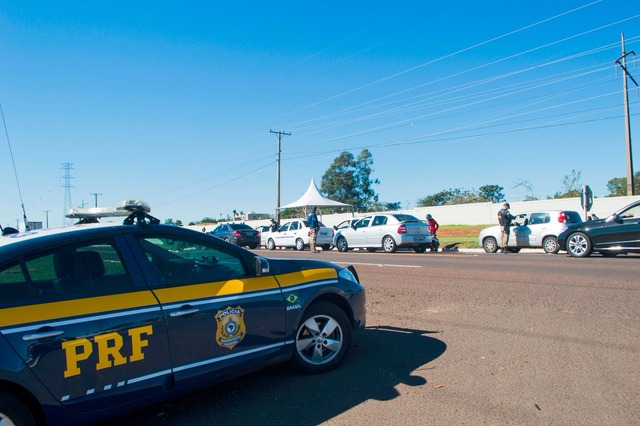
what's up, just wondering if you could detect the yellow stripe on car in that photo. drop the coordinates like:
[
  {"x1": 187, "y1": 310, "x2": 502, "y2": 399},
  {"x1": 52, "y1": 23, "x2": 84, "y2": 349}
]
[{"x1": 0, "y1": 291, "x2": 159, "y2": 328}]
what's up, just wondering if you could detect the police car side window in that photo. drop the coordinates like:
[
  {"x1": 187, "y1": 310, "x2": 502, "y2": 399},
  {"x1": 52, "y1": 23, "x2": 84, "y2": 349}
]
[
  {"x1": 139, "y1": 236, "x2": 246, "y2": 287},
  {"x1": 0, "y1": 240, "x2": 134, "y2": 305}
]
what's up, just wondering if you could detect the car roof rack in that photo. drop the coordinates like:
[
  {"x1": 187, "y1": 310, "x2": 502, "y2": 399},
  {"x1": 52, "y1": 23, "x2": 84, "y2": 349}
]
[{"x1": 66, "y1": 199, "x2": 161, "y2": 225}]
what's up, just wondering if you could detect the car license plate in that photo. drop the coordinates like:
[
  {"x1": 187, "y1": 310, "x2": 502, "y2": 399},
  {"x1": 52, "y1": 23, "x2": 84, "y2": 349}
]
[{"x1": 414, "y1": 236, "x2": 425, "y2": 242}]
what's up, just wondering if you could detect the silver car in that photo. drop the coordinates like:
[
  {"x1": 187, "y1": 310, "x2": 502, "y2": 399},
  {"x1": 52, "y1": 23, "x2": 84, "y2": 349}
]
[
  {"x1": 478, "y1": 210, "x2": 583, "y2": 254},
  {"x1": 334, "y1": 213, "x2": 432, "y2": 253}
]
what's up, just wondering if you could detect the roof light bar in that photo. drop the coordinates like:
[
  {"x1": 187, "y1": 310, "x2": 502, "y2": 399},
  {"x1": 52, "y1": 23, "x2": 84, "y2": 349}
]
[{"x1": 66, "y1": 200, "x2": 151, "y2": 219}]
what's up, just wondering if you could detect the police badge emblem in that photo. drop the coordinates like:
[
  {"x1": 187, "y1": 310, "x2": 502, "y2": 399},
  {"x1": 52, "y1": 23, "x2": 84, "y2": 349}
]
[{"x1": 215, "y1": 306, "x2": 246, "y2": 349}]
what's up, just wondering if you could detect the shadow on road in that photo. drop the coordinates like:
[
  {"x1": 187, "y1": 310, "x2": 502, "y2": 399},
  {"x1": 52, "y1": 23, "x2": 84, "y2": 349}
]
[{"x1": 111, "y1": 326, "x2": 446, "y2": 426}]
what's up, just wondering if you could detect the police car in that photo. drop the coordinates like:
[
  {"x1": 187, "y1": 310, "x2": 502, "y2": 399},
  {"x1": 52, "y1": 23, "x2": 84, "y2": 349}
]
[{"x1": 0, "y1": 200, "x2": 366, "y2": 425}]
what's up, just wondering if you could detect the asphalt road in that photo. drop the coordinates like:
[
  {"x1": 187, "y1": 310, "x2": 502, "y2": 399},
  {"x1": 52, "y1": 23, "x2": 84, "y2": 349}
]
[{"x1": 111, "y1": 249, "x2": 640, "y2": 425}]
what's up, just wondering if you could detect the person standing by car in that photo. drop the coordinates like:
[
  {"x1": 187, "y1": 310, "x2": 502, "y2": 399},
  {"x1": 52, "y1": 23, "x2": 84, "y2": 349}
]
[
  {"x1": 426, "y1": 214, "x2": 440, "y2": 251},
  {"x1": 307, "y1": 206, "x2": 320, "y2": 253},
  {"x1": 497, "y1": 202, "x2": 515, "y2": 253}
]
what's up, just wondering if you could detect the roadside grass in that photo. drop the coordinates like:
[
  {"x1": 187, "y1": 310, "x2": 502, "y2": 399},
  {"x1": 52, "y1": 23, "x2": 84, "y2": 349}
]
[{"x1": 437, "y1": 225, "x2": 491, "y2": 249}]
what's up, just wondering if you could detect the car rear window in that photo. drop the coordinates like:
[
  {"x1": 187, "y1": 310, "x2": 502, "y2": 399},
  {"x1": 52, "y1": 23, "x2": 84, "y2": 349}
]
[
  {"x1": 564, "y1": 211, "x2": 583, "y2": 223},
  {"x1": 230, "y1": 224, "x2": 253, "y2": 230},
  {"x1": 393, "y1": 214, "x2": 420, "y2": 223}
]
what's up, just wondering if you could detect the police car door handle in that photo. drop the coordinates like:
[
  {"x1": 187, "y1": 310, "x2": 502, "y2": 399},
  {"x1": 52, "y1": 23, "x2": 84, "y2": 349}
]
[
  {"x1": 22, "y1": 330, "x2": 65, "y2": 341},
  {"x1": 170, "y1": 307, "x2": 200, "y2": 317}
]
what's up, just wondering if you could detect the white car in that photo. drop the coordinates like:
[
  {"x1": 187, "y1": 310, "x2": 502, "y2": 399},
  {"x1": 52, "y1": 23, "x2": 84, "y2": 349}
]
[
  {"x1": 478, "y1": 210, "x2": 583, "y2": 254},
  {"x1": 334, "y1": 213, "x2": 432, "y2": 253},
  {"x1": 265, "y1": 219, "x2": 334, "y2": 251},
  {"x1": 255, "y1": 224, "x2": 272, "y2": 248}
]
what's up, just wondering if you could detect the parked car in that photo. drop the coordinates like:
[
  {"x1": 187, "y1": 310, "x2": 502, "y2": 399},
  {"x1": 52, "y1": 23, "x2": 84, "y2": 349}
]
[
  {"x1": 558, "y1": 199, "x2": 640, "y2": 257},
  {"x1": 331, "y1": 217, "x2": 364, "y2": 249},
  {"x1": 265, "y1": 219, "x2": 333, "y2": 251},
  {"x1": 0, "y1": 200, "x2": 366, "y2": 425},
  {"x1": 255, "y1": 224, "x2": 272, "y2": 248},
  {"x1": 479, "y1": 210, "x2": 582, "y2": 254},
  {"x1": 334, "y1": 213, "x2": 432, "y2": 253},
  {"x1": 209, "y1": 223, "x2": 261, "y2": 249}
]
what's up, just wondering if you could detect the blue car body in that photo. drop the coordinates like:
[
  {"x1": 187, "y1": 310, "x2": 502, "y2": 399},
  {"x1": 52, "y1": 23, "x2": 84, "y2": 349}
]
[{"x1": 0, "y1": 215, "x2": 365, "y2": 425}]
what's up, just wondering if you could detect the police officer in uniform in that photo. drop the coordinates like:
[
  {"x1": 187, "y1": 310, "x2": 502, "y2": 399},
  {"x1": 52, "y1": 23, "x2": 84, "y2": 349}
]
[
  {"x1": 307, "y1": 206, "x2": 320, "y2": 253},
  {"x1": 497, "y1": 202, "x2": 515, "y2": 253}
]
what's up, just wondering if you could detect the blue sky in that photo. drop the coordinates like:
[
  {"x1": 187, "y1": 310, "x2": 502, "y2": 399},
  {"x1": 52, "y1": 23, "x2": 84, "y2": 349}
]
[{"x1": 1, "y1": 0, "x2": 639, "y2": 227}]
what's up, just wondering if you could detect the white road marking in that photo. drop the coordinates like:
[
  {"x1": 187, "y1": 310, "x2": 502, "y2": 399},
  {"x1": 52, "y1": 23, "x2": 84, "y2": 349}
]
[{"x1": 336, "y1": 261, "x2": 422, "y2": 268}]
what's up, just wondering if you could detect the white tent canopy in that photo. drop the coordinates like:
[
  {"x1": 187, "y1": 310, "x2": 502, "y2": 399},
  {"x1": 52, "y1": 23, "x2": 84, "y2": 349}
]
[{"x1": 278, "y1": 178, "x2": 353, "y2": 214}]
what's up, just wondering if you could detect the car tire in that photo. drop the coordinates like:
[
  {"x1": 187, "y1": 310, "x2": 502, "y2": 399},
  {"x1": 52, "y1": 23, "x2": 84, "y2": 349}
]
[
  {"x1": 542, "y1": 236, "x2": 560, "y2": 254},
  {"x1": 292, "y1": 302, "x2": 352, "y2": 374},
  {"x1": 336, "y1": 236, "x2": 349, "y2": 252},
  {"x1": 483, "y1": 237, "x2": 499, "y2": 253},
  {"x1": 267, "y1": 238, "x2": 276, "y2": 250},
  {"x1": 413, "y1": 245, "x2": 427, "y2": 253},
  {"x1": 567, "y1": 232, "x2": 592, "y2": 257},
  {"x1": 508, "y1": 248, "x2": 521, "y2": 253},
  {"x1": 382, "y1": 235, "x2": 397, "y2": 253},
  {"x1": 321, "y1": 244, "x2": 331, "y2": 251},
  {"x1": 295, "y1": 238, "x2": 305, "y2": 251},
  {"x1": 248, "y1": 244, "x2": 258, "y2": 250},
  {"x1": 0, "y1": 391, "x2": 37, "y2": 426},
  {"x1": 366, "y1": 248, "x2": 377, "y2": 253}
]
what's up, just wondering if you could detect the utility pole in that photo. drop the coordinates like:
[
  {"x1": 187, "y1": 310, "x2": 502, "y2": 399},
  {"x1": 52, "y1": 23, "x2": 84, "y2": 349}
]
[
  {"x1": 44, "y1": 210, "x2": 50, "y2": 228},
  {"x1": 616, "y1": 33, "x2": 637, "y2": 196},
  {"x1": 90, "y1": 192, "x2": 102, "y2": 207},
  {"x1": 270, "y1": 129, "x2": 291, "y2": 222}
]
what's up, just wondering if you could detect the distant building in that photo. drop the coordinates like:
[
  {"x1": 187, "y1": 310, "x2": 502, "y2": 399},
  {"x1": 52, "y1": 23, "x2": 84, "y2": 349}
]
[
  {"x1": 27, "y1": 221, "x2": 43, "y2": 230},
  {"x1": 247, "y1": 212, "x2": 271, "y2": 220}
]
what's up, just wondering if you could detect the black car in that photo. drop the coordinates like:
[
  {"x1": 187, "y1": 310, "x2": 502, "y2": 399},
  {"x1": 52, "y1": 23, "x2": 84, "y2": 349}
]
[
  {"x1": 209, "y1": 223, "x2": 261, "y2": 249},
  {"x1": 558, "y1": 199, "x2": 640, "y2": 257},
  {"x1": 0, "y1": 200, "x2": 366, "y2": 425}
]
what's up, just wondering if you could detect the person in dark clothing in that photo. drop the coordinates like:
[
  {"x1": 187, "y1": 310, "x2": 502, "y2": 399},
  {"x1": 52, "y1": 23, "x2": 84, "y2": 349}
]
[
  {"x1": 497, "y1": 202, "x2": 515, "y2": 253},
  {"x1": 307, "y1": 206, "x2": 320, "y2": 253}
]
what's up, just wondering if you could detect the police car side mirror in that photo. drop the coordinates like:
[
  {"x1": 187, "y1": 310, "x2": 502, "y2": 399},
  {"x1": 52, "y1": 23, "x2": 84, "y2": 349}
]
[{"x1": 254, "y1": 256, "x2": 270, "y2": 276}]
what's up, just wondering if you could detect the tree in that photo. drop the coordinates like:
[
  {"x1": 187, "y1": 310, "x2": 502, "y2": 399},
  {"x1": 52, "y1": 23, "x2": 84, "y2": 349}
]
[
  {"x1": 418, "y1": 187, "x2": 493, "y2": 207},
  {"x1": 354, "y1": 149, "x2": 380, "y2": 211},
  {"x1": 606, "y1": 171, "x2": 640, "y2": 197},
  {"x1": 552, "y1": 169, "x2": 582, "y2": 199},
  {"x1": 370, "y1": 201, "x2": 402, "y2": 211},
  {"x1": 478, "y1": 185, "x2": 505, "y2": 203},
  {"x1": 514, "y1": 180, "x2": 538, "y2": 201},
  {"x1": 320, "y1": 149, "x2": 380, "y2": 212}
]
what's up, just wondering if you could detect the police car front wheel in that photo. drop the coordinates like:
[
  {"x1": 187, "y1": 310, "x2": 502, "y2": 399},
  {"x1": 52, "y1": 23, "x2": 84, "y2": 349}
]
[
  {"x1": 292, "y1": 302, "x2": 352, "y2": 374},
  {"x1": 0, "y1": 391, "x2": 37, "y2": 426}
]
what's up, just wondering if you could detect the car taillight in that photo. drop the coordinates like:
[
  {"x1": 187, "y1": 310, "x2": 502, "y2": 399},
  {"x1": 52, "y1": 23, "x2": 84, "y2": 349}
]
[
  {"x1": 558, "y1": 212, "x2": 567, "y2": 223},
  {"x1": 397, "y1": 224, "x2": 407, "y2": 234},
  {"x1": 233, "y1": 231, "x2": 242, "y2": 237}
]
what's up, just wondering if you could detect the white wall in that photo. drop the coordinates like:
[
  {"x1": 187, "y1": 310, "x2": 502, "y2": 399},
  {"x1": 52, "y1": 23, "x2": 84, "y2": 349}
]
[{"x1": 189, "y1": 195, "x2": 640, "y2": 232}]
